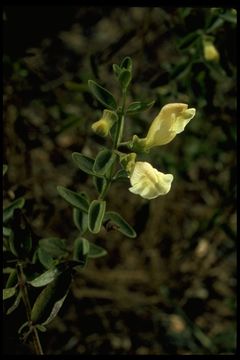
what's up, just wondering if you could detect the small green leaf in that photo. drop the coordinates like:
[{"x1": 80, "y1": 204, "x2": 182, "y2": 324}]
[
  {"x1": 72, "y1": 152, "x2": 95, "y2": 175},
  {"x1": 73, "y1": 208, "x2": 88, "y2": 234},
  {"x1": 113, "y1": 169, "x2": 129, "y2": 182},
  {"x1": 88, "y1": 243, "x2": 107, "y2": 258},
  {"x1": 3, "y1": 287, "x2": 16, "y2": 300},
  {"x1": 93, "y1": 176, "x2": 108, "y2": 195},
  {"x1": 93, "y1": 149, "x2": 117, "y2": 176},
  {"x1": 112, "y1": 64, "x2": 122, "y2": 77},
  {"x1": 3, "y1": 197, "x2": 25, "y2": 223},
  {"x1": 57, "y1": 186, "x2": 89, "y2": 212},
  {"x1": 177, "y1": 31, "x2": 200, "y2": 50},
  {"x1": 88, "y1": 200, "x2": 106, "y2": 234},
  {"x1": 8, "y1": 210, "x2": 32, "y2": 257},
  {"x1": 39, "y1": 237, "x2": 67, "y2": 258},
  {"x1": 73, "y1": 237, "x2": 90, "y2": 266},
  {"x1": 119, "y1": 69, "x2": 132, "y2": 91},
  {"x1": 37, "y1": 248, "x2": 55, "y2": 269},
  {"x1": 3, "y1": 164, "x2": 8, "y2": 176},
  {"x1": 126, "y1": 100, "x2": 155, "y2": 114},
  {"x1": 120, "y1": 56, "x2": 133, "y2": 72},
  {"x1": 171, "y1": 62, "x2": 192, "y2": 79},
  {"x1": 6, "y1": 291, "x2": 21, "y2": 315},
  {"x1": 31, "y1": 270, "x2": 72, "y2": 326},
  {"x1": 104, "y1": 211, "x2": 136, "y2": 238},
  {"x1": 28, "y1": 267, "x2": 63, "y2": 287},
  {"x1": 3, "y1": 227, "x2": 11, "y2": 237},
  {"x1": 6, "y1": 269, "x2": 18, "y2": 288},
  {"x1": 88, "y1": 80, "x2": 117, "y2": 110},
  {"x1": 36, "y1": 324, "x2": 47, "y2": 332}
]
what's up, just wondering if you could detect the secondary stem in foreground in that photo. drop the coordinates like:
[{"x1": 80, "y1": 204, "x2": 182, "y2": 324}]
[{"x1": 17, "y1": 263, "x2": 44, "y2": 355}]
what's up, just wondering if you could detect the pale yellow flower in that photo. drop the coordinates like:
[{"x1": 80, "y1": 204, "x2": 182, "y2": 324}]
[
  {"x1": 131, "y1": 103, "x2": 196, "y2": 151},
  {"x1": 129, "y1": 161, "x2": 173, "y2": 199}
]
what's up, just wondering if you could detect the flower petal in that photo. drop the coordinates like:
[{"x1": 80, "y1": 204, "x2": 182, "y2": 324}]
[{"x1": 129, "y1": 162, "x2": 173, "y2": 200}]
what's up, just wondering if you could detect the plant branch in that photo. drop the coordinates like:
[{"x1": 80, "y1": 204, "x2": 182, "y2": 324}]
[{"x1": 17, "y1": 263, "x2": 44, "y2": 355}]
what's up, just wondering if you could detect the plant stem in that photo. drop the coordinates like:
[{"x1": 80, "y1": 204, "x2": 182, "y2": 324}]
[
  {"x1": 17, "y1": 263, "x2": 44, "y2": 355},
  {"x1": 99, "y1": 90, "x2": 127, "y2": 201}
]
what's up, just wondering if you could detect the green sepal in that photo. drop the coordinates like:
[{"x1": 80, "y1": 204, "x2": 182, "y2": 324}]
[
  {"x1": 88, "y1": 80, "x2": 117, "y2": 110},
  {"x1": 104, "y1": 211, "x2": 136, "y2": 238},
  {"x1": 72, "y1": 152, "x2": 95, "y2": 176},
  {"x1": 88, "y1": 200, "x2": 106, "y2": 234},
  {"x1": 57, "y1": 186, "x2": 89, "y2": 212}
]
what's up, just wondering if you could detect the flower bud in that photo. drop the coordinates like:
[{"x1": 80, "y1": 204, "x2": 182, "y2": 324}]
[
  {"x1": 203, "y1": 40, "x2": 220, "y2": 62},
  {"x1": 91, "y1": 109, "x2": 118, "y2": 137}
]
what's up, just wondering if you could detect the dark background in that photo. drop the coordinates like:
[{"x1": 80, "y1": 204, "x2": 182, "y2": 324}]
[{"x1": 3, "y1": 6, "x2": 237, "y2": 355}]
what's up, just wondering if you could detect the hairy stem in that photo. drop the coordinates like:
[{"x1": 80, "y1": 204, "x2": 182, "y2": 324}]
[{"x1": 17, "y1": 263, "x2": 44, "y2": 355}]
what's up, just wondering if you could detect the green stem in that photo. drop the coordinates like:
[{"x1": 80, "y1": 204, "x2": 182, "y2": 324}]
[
  {"x1": 17, "y1": 263, "x2": 44, "y2": 355},
  {"x1": 99, "y1": 90, "x2": 127, "y2": 201}
]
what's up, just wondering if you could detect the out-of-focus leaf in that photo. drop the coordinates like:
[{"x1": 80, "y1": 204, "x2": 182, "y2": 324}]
[
  {"x1": 3, "y1": 198, "x2": 25, "y2": 223},
  {"x1": 3, "y1": 287, "x2": 16, "y2": 300}
]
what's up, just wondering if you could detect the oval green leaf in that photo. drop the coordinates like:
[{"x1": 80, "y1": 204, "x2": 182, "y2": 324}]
[
  {"x1": 93, "y1": 176, "x2": 108, "y2": 195},
  {"x1": 119, "y1": 69, "x2": 132, "y2": 90},
  {"x1": 37, "y1": 248, "x2": 55, "y2": 269},
  {"x1": 28, "y1": 267, "x2": 63, "y2": 287},
  {"x1": 93, "y1": 149, "x2": 117, "y2": 176},
  {"x1": 88, "y1": 80, "x2": 117, "y2": 110},
  {"x1": 31, "y1": 270, "x2": 72, "y2": 325},
  {"x1": 126, "y1": 100, "x2": 155, "y2": 114},
  {"x1": 72, "y1": 152, "x2": 95, "y2": 175},
  {"x1": 104, "y1": 211, "x2": 136, "y2": 238},
  {"x1": 39, "y1": 237, "x2": 67, "y2": 258},
  {"x1": 3, "y1": 287, "x2": 16, "y2": 300},
  {"x1": 88, "y1": 200, "x2": 106, "y2": 234},
  {"x1": 89, "y1": 243, "x2": 107, "y2": 258},
  {"x1": 57, "y1": 186, "x2": 89, "y2": 212},
  {"x1": 73, "y1": 208, "x2": 88, "y2": 234},
  {"x1": 120, "y1": 56, "x2": 133, "y2": 72},
  {"x1": 3, "y1": 197, "x2": 25, "y2": 223},
  {"x1": 73, "y1": 237, "x2": 90, "y2": 265}
]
